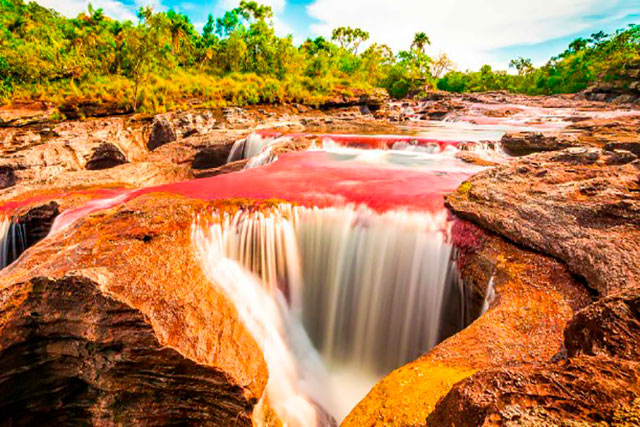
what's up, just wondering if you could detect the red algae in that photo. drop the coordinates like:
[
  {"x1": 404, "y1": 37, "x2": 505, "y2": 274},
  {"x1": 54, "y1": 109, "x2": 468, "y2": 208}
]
[
  {"x1": 0, "y1": 188, "x2": 127, "y2": 215},
  {"x1": 255, "y1": 129, "x2": 459, "y2": 150},
  {"x1": 52, "y1": 150, "x2": 479, "y2": 232}
]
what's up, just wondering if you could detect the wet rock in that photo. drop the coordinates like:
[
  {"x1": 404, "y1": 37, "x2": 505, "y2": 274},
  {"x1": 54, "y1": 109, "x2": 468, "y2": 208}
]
[
  {"x1": 565, "y1": 286, "x2": 640, "y2": 361},
  {"x1": 192, "y1": 144, "x2": 235, "y2": 170},
  {"x1": 15, "y1": 201, "x2": 59, "y2": 247},
  {"x1": 85, "y1": 143, "x2": 128, "y2": 170},
  {"x1": 148, "y1": 115, "x2": 177, "y2": 150},
  {"x1": 427, "y1": 356, "x2": 640, "y2": 426},
  {"x1": 0, "y1": 166, "x2": 16, "y2": 189},
  {"x1": 446, "y1": 148, "x2": 640, "y2": 295},
  {"x1": 501, "y1": 132, "x2": 581, "y2": 155}
]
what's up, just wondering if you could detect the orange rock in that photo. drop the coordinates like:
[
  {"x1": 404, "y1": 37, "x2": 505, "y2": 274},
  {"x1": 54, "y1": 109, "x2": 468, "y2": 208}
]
[
  {"x1": 0, "y1": 196, "x2": 269, "y2": 424},
  {"x1": 343, "y1": 230, "x2": 590, "y2": 426}
]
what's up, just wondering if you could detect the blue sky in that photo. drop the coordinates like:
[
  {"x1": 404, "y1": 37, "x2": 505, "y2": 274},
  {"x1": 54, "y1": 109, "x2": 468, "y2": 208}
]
[{"x1": 36, "y1": 0, "x2": 640, "y2": 70}]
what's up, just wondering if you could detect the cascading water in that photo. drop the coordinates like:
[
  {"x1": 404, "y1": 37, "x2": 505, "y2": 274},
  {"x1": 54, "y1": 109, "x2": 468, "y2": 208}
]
[
  {"x1": 0, "y1": 216, "x2": 27, "y2": 269},
  {"x1": 227, "y1": 133, "x2": 290, "y2": 168},
  {"x1": 193, "y1": 203, "x2": 470, "y2": 421},
  {"x1": 193, "y1": 216, "x2": 327, "y2": 427},
  {"x1": 227, "y1": 133, "x2": 274, "y2": 162}
]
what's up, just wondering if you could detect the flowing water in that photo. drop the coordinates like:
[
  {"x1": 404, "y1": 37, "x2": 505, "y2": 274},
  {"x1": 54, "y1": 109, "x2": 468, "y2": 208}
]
[
  {"x1": 0, "y1": 216, "x2": 27, "y2": 269},
  {"x1": 42, "y1": 106, "x2": 609, "y2": 424},
  {"x1": 190, "y1": 133, "x2": 498, "y2": 422},
  {"x1": 193, "y1": 203, "x2": 465, "y2": 421}
]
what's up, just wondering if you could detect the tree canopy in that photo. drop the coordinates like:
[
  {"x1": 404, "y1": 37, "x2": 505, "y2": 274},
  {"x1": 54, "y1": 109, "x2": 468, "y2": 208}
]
[{"x1": 0, "y1": 0, "x2": 637, "y2": 113}]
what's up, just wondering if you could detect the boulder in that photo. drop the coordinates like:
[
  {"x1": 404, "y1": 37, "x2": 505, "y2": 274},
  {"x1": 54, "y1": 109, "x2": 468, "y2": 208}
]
[
  {"x1": 85, "y1": 143, "x2": 128, "y2": 170},
  {"x1": 148, "y1": 112, "x2": 218, "y2": 150},
  {"x1": 501, "y1": 132, "x2": 581, "y2": 155},
  {"x1": 0, "y1": 196, "x2": 270, "y2": 424},
  {"x1": 0, "y1": 166, "x2": 16, "y2": 189},
  {"x1": 148, "y1": 115, "x2": 177, "y2": 150},
  {"x1": 0, "y1": 275, "x2": 257, "y2": 425},
  {"x1": 604, "y1": 141, "x2": 640, "y2": 157},
  {"x1": 427, "y1": 356, "x2": 640, "y2": 426},
  {"x1": 565, "y1": 286, "x2": 640, "y2": 361}
]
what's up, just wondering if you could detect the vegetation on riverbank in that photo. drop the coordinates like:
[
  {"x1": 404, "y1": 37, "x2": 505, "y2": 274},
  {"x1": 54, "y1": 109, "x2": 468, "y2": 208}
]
[
  {"x1": 0, "y1": 0, "x2": 432, "y2": 113},
  {"x1": 438, "y1": 25, "x2": 640, "y2": 94},
  {"x1": 1, "y1": 0, "x2": 638, "y2": 114}
]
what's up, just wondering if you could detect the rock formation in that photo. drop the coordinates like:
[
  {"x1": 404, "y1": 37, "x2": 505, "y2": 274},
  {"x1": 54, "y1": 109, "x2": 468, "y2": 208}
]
[
  {"x1": 0, "y1": 93, "x2": 638, "y2": 425},
  {"x1": 446, "y1": 148, "x2": 640, "y2": 295},
  {"x1": 0, "y1": 197, "x2": 269, "y2": 425}
]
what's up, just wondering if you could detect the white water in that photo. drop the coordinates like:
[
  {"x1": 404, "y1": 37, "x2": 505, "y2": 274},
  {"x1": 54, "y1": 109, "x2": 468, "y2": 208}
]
[
  {"x1": 193, "y1": 203, "x2": 465, "y2": 421},
  {"x1": 193, "y1": 217, "x2": 326, "y2": 426},
  {"x1": 0, "y1": 216, "x2": 27, "y2": 269},
  {"x1": 227, "y1": 134, "x2": 288, "y2": 168}
]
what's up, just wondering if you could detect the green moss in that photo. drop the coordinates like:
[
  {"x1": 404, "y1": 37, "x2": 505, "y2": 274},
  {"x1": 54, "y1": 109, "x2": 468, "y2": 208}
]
[{"x1": 458, "y1": 181, "x2": 472, "y2": 196}]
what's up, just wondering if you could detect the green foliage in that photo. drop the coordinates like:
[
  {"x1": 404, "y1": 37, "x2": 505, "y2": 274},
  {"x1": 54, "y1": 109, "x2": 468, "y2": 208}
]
[
  {"x1": 438, "y1": 25, "x2": 640, "y2": 95},
  {"x1": 1, "y1": 0, "x2": 633, "y2": 111},
  {"x1": 1, "y1": 0, "x2": 430, "y2": 110}
]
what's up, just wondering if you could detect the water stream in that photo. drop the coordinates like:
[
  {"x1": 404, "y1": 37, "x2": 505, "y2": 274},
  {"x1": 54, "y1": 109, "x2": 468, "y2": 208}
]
[{"x1": 0, "y1": 216, "x2": 27, "y2": 269}]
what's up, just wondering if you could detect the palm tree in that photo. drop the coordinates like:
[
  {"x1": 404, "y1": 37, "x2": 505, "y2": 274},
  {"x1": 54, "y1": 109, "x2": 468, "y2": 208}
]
[{"x1": 411, "y1": 32, "x2": 431, "y2": 53}]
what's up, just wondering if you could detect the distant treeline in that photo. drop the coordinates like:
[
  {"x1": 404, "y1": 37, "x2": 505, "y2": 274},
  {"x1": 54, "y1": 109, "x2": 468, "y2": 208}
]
[
  {"x1": 438, "y1": 26, "x2": 640, "y2": 94},
  {"x1": 0, "y1": 0, "x2": 638, "y2": 113}
]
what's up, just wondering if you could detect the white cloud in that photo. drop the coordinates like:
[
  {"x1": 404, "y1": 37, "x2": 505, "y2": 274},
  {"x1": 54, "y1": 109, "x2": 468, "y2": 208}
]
[
  {"x1": 134, "y1": 0, "x2": 167, "y2": 12},
  {"x1": 307, "y1": 0, "x2": 624, "y2": 70},
  {"x1": 34, "y1": 0, "x2": 137, "y2": 21}
]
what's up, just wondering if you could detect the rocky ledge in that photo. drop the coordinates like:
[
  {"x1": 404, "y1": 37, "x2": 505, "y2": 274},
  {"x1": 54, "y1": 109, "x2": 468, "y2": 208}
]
[
  {"x1": 0, "y1": 93, "x2": 639, "y2": 425},
  {"x1": 446, "y1": 147, "x2": 639, "y2": 295},
  {"x1": 0, "y1": 196, "x2": 270, "y2": 425}
]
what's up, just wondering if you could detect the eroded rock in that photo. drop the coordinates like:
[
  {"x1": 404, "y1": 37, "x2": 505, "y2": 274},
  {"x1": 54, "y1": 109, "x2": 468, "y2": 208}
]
[
  {"x1": 0, "y1": 166, "x2": 16, "y2": 189},
  {"x1": 0, "y1": 197, "x2": 270, "y2": 424},
  {"x1": 0, "y1": 275, "x2": 256, "y2": 425},
  {"x1": 565, "y1": 286, "x2": 640, "y2": 361},
  {"x1": 427, "y1": 356, "x2": 640, "y2": 426},
  {"x1": 446, "y1": 148, "x2": 640, "y2": 295},
  {"x1": 501, "y1": 132, "x2": 581, "y2": 155},
  {"x1": 85, "y1": 143, "x2": 128, "y2": 170}
]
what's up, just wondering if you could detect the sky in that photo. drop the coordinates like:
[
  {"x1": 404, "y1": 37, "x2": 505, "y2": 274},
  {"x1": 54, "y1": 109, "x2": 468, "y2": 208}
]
[{"x1": 34, "y1": 0, "x2": 640, "y2": 70}]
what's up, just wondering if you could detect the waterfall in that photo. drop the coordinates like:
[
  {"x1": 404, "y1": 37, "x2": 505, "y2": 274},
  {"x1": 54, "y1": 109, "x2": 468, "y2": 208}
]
[
  {"x1": 227, "y1": 133, "x2": 274, "y2": 162},
  {"x1": 193, "y1": 218, "x2": 327, "y2": 427},
  {"x1": 193, "y1": 203, "x2": 467, "y2": 421},
  {"x1": 295, "y1": 205, "x2": 455, "y2": 372},
  {"x1": 227, "y1": 133, "x2": 288, "y2": 168},
  {"x1": 0, "y1": 216, "x2": 27, "y2": 269}
]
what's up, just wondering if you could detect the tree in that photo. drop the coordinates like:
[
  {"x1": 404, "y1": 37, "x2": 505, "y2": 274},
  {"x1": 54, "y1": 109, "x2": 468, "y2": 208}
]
[
  {"x1": 331, "y1": 26, "x2": 369, "y2": 54},
  {"x1": 431, "y1": 53, "x2": 454, "y2": 78},
  {"x1": 215, "y1": 10, "x2": 240, "y2": 37},
  {"x1": 237, "y1": 1, "x2": 273, "y2": 21},
  {"x1": 509, "y1": 57, "x2": 533, "y2": 76},
  {"x1": 411, "y1": 32, "x2": 431, "y2": 53},
  {"x1": 568, "y1": 37, "x2": 588, "y2": 53}
]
